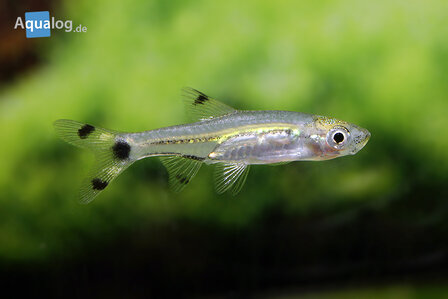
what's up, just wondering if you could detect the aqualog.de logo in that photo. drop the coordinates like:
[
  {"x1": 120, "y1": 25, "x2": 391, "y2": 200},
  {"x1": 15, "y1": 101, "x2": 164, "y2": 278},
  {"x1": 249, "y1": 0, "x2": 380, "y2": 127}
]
[{"x1": 14, "y1": 11, "x2": 87, "y2": 38}]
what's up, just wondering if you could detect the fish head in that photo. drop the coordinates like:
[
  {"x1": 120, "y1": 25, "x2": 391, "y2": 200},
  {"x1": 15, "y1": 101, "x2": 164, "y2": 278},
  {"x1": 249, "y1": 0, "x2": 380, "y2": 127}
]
[{"x1": 311, "y1": 116, "x2": 370, "y2": 160}]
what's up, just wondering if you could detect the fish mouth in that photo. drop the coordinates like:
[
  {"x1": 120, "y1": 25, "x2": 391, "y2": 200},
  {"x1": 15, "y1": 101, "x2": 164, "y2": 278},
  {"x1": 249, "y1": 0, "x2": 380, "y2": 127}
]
[
  {"x1": 350, "y1": 129, "x2": 371, "y2": 155},
  {"x1": 363, "y1": 130, "x2": 371, "y2": 146}
]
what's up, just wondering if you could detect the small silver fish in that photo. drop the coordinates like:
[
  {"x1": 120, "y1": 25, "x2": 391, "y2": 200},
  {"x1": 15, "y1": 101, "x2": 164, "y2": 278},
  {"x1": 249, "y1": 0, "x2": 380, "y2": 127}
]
[{"x1": 54, "y1": 88, "x2": 370, "y2": 203}]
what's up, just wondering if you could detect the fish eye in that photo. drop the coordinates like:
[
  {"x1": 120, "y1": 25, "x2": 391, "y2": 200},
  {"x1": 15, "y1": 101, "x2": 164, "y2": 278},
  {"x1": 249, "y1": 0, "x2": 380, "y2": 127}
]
[
  {"x1": 327, "y1": 126, "x2": 350, "y2": 149},
  {"x1": 333, "y1": 132, "x2": 344, "y2": 144}
]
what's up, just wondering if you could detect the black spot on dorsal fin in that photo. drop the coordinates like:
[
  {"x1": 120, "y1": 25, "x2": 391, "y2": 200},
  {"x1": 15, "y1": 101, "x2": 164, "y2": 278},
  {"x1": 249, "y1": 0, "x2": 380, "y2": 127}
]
[
  {"x1": 112, "y1": 141, "x2": 131, "y2": 160},
  {"x1": 194, "y1": 93, "x2": 209, "y2": 105},
  {"x1": 78, "y1": 124, "x2": 95, "y2": 139},
  {"x1": 182, "y1": 87, "x2": 236, "y2": 121},
  {"x1": 92, "y1": 178, "x2": 108, "y2": 190}
]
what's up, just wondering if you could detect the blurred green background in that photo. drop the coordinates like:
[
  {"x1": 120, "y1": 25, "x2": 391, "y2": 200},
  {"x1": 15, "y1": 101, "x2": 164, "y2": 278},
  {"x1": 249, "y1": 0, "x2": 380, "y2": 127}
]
[{"x1": 1, "y1": 0, "x2": 448, "y2": 297}]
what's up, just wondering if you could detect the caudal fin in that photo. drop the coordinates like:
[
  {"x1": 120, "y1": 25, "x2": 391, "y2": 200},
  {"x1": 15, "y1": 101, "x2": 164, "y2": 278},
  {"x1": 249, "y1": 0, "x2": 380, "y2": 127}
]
[{"x1": 54, "y1": 119, "x2": 134, "y2": 204}]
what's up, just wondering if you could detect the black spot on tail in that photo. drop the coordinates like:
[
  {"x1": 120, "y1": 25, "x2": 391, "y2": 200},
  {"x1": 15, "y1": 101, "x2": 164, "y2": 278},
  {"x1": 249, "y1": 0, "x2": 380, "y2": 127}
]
[
  {"x1": 92, "y1": 178, "x2": 108, "y2": 190},
  {"x1": 112, "y1": 141, "x2": 131, "y2": 160},
  {"x1": 78, "y1": 124, "x2": 95, "y2": 139},
  {"x1": 175, "y1": 174, "x2": 189, "y2": 185},
  {"x1": 194, "y1": 94, "x2": 208, "y2": 105}
]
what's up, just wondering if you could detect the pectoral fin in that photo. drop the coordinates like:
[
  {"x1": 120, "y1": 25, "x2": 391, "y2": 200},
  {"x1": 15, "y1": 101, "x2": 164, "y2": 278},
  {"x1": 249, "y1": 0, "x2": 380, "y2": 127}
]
[{"x1": 214, "y1": 163, "x2": 250, "y2": 195}]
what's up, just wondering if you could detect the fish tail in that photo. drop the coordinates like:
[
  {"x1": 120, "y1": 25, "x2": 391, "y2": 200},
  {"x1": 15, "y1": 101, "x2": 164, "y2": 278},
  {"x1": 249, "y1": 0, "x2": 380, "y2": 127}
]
[{"x1": 54, "y1": 119, "x2": 135, "y2": 204}]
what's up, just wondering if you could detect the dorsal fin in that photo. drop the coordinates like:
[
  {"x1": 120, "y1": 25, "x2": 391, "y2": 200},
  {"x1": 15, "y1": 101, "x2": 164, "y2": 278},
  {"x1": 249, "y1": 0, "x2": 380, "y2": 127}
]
[{"x1": 182, "y1": 87, "x2": 236, "y2": 121}]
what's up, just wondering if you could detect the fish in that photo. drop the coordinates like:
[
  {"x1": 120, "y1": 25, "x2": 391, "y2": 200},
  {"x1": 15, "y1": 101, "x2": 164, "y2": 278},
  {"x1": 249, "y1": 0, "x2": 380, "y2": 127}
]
[{"x1": 54, "y1": 87, "x2": 370, "y2": 203}]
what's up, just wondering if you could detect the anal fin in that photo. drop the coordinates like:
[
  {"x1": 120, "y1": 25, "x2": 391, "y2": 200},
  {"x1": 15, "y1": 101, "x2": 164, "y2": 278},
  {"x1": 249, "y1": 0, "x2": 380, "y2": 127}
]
[{"x1": 160, "y1": 156, "x2": 203, "y2": 192}]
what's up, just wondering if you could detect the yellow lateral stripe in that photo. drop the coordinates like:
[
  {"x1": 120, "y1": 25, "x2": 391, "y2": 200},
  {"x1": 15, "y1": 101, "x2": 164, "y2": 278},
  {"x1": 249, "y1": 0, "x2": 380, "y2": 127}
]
[{"x1": 151, "y1": 123, "x2": 300, "y2": 145}]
